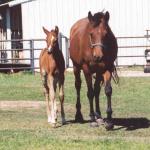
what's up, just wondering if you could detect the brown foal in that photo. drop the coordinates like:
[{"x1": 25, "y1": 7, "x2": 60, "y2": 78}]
[{"x1": 39, "y1": 26, "x2": 66, "y2": 126}]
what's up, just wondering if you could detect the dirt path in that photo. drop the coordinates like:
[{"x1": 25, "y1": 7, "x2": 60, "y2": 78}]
[
  {"x1": 118, "y1": 70, "x2": 150, "y2": 77},
  {"x1": 0, "y1": 101, "x2": 45, "y2": 109},
  {"x1": 67, "y1": 68, "x2": 150, "y2": 77}
]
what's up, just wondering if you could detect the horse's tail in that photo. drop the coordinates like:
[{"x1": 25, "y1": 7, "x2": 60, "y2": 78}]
[{"x1": 112, "y1": 65, "x2": 119, "y2": 84}]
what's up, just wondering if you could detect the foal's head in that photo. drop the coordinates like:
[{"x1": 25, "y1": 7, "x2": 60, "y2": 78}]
[
  {"x1": 88, "y1": 11, "x2": 109, "y2": 62},
  {"x1": 43, "y1": 26, "x2": 59, "y2": 53}
]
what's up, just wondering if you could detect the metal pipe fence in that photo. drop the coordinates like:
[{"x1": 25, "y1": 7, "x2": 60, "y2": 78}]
[
  {"x1": 0, "y1": 35, "x2": 150, "y2": 73},
  {"x1": 0, "y1": 38, "x2": 45, "y2": 73},
  {"x1": 116, "y1": 35, "x2": 150, "y2": 66}
]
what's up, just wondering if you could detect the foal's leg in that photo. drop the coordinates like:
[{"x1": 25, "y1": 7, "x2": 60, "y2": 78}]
[
  {"x1": 58, "y1": 74, "x2": 66, "y2": 125},
  {"x1": 48, "y1": 75, "x2": 57, "y2": 126},
  {"x1": 103, "y1": 70, "x2": 114, "y2": 130},
  {"x1": 73, "y1": 65, "x2": 83, "y2": 122},
  {"x1": 82, "y1": 64, "x2": 95, "y2": 122},
  {"x1": 94, "y1": 74, "x2": 104, "y2": 125},
  {"x1": 41, "y1": 71, "x2": 51, "y2": 123}
]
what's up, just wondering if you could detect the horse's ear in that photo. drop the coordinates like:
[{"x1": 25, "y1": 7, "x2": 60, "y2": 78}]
[
  {"x1": 43, "y1": 27, "x2": 49, "y2": 35},
  {"x1": 88, "y1": 11, "x2": 93, "y2": 24},
  {"x1": 105, "y1": 11, "x2": 110, "y2": 23},
  {"x1": 55, "y1": 26, "x2": 59, "y2": 35}
]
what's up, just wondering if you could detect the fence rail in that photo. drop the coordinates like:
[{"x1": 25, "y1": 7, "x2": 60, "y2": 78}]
[{"x1": 0, "y1": 35, "x2": 150, "y2": 73}]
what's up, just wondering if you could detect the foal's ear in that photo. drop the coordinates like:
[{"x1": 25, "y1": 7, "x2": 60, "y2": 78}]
[
  {"x1": 88, "y1": 11, "x2": 94, "y2": 24},
  {"x1": 105, "y1": 11, "x2": 110, "y2": 23},
  {"x1": 43, "y1": 27, "x2": 49, "y2": 35},
  {"x1": 55, "y1": 26, "x2": 59, "y2": 35}
]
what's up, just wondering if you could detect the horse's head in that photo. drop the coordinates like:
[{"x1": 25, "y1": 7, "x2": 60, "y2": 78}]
[
  {"x1": 43, "y1": 26, "x2": 59, "y2": 53},
  {"x1": 88, "y1": 11, "x2": 109, "y2": 62}
]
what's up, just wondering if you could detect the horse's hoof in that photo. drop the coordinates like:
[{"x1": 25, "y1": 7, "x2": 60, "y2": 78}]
[
  {"x1": 96, "y1": 118, "x2": 105, "y2": 126},
  {"x1": 75, "y1": 113, "x2": 84, "y2": 123},
  {"x1": 48, "y1": 117, "x2": 52, "y2": 123},
  {"x1": 104, "y1": 120, "x2": 114, "y2": 130},
  {"x1": 51, "y1": 123, "x2": 57, "y2": 128},
  {"x1": 90, "y1": 122, "x2": 99, "y2": 127},
  {"x1": 62, "y1": 119, "x2": 66, "y2": 125}
]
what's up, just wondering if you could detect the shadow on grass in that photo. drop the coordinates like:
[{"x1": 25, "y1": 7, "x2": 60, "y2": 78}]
[
  {"x1": 65, "y1": 118, "x2": 150, "y2": 131},
  {"x1": 112, "y1": 118, "x2": 150, "y2": 130},
  {"x1": 65, "y1": 119, "x2": 91, "y2": 124}
]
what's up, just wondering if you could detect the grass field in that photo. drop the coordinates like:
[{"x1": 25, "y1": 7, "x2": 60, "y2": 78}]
[{"x1": 0, "y1": 71, "x2": 150, "y2": 150}]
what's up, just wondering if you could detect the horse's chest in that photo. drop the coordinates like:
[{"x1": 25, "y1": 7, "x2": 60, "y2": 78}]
[{"x1": 89, "y1": 62, "x2": 106, "y2": 73}]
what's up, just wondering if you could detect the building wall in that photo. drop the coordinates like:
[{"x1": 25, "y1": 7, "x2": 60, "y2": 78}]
[{"x1": 21, "y1": 0, "x2": 150, "y2": 67}]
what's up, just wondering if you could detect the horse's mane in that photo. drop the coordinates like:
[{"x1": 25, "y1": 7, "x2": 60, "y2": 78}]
[{"x1": 92, "y1": 12, "x2": 104, "y2": 27}]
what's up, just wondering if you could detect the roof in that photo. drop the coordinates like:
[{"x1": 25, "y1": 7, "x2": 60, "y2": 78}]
[{"x1": 0, "y1": 0, "x2": 35, "y2": 7}]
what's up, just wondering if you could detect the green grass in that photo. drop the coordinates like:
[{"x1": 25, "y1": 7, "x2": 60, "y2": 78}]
[{"x1": 0, "y1": 71, "x2": 150, "y2": 149}]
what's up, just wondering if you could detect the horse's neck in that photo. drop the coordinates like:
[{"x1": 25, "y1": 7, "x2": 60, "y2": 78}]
[
  {"x1": 52, "y1": 42, "x2": 65, "y2": 70},
  {"x1": 54, "y1": 42, "x2": 59, "y2": 51},
  {"x1": 52, "y1": 42, "x2": 59, "y2": 58}
]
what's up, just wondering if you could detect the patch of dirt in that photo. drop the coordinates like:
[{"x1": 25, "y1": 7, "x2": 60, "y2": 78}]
[
  {"x1": 0, "y1": 101, "x2": 45, "y2": 109},
  {"x1": 66, "y1": 68, "x2": 150, "y2": 77},
  {"x1": 118, "y1": 71, "x2": 150, "y2": 77}
]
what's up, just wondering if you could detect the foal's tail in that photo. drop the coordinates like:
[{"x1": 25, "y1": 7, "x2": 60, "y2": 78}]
[{"x1": 112, "y1": 65, "x2": 119, "y2": 84}]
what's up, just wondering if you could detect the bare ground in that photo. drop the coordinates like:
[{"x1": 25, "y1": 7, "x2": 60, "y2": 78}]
[
  {"x1": 66, "y1": 68, "x2": 150, "y2": 77},
  {"x1": 0, "y1": 101, "x2": 45, "y2": 109}
]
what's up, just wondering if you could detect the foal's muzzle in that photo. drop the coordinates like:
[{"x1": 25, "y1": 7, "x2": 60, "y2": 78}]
[{"x1": 47, "y1": 47, "x2": 53, "y2": 53}]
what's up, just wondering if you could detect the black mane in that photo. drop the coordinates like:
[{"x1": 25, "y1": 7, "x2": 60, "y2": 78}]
[{"x1": 92, "y1": 12, "x2": 104, "y2": 27}]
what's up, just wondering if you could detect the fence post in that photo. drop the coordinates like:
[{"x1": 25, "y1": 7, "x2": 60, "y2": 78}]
[
  {"x1": 65, "y1": 38, "x2": 69, "y2": 68},
  {"x1": 30, "y1": 39, "x2": 34, "y2": 74}
]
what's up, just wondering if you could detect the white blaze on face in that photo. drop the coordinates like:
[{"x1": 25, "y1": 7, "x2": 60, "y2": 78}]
[{"x1": 48, "y1": 35, "x2": 55, "y2": 52}]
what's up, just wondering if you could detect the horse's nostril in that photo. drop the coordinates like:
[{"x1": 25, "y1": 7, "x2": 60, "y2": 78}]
[
  {"x1": 98, "y1": 56, "x2": 102, "y2": 61},
  {"x1": 93, "y1": 55, "x2": 97, "y2": 59},
  {"x1": 93, "y1": 56, "x2": 103, "y2": 62}
]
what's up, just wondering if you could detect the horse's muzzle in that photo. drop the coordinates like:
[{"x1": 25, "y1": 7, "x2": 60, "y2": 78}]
[{"x1": 93, "y1": 55, "x2": 103, "y2": 63}]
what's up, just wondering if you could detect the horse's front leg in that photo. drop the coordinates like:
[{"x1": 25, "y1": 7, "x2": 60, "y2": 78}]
[
  {"x1": 83, "y1": 64, "x2": 95, "y2": 122},
  {"x1": 73, "y1": 65, "x2": 83, "y2": 122},
  {"x1": 103, "y1": 70, "x2": 114, "y2": 130},
  {"x1": 94, "y1": 73, "x2": 104, "y2": 125},
  {"x1": 58, "y1": 74, "x2": 66, "y2": 125},
  {"x1": 41, "y1": 70, "x2": 51, "y2": 123},
  {"x1": 48, "y1": 75, "x2": 57, "y2": 127}
]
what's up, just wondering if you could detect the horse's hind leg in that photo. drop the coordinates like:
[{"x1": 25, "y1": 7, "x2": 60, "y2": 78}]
[
  {"x1": 73, "y1": 65, "x2": 83, "y2": 122},
  {"x1": 103, "y1": 71, "x2": 114, "y2": 130},
  {"x1": 59, "y1": 75, "x2": 66, "y2": 125}
]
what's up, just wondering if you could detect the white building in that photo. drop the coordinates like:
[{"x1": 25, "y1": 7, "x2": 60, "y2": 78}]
[{"x1": 0, "y1": 0, "x2": 150, "y2": 68}]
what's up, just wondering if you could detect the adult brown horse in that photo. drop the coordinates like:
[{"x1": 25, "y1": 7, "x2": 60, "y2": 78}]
[
  {"x1": 39, "y1": 26, "x2": 66, "y2": 127},
  {"x1": 69, "y1": 11, "x2": 118, "y2": 129}
]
